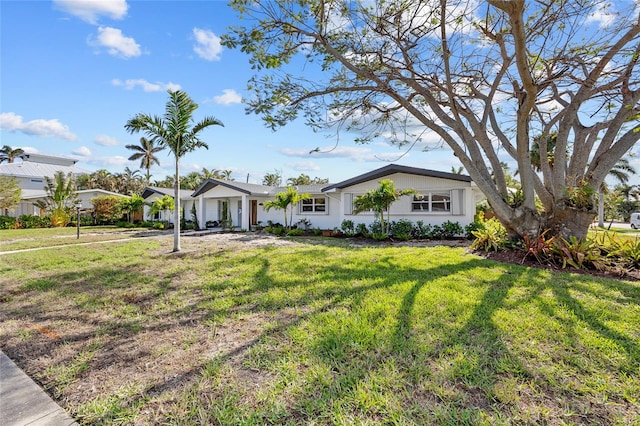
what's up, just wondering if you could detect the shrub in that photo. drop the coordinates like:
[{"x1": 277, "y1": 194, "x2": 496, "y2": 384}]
[
  {"x1": 18, "y1": 214, "x2": 50, "y2": 229},
  {"x1": 340, "y1": 219, "x2": 355, "y2": 236},
  {"x1": 412, "y1": 221, "x2": 431, "y2": 239},
  {"x1": 440, "y1": 220, "x2": 463, "y2": 239},
  {"x1": 428, "y1": 224, "x2": 444, "y2": 239},
  {"x1": 153, "y1": 222, "x2": 166, "y2": 230},
  {"x1": 551, "y1": 236, "x2": 607, "y2": 271},
  {"x1": 355, "y1": 223, "x2": 369, "y2": 238},
  {"x1": 390, "y1": 219, "x2": 413, "y2": 241},
  {"x1": 464, "y1": 220, "x2": 482, "y2": 239},
  {"x1": 0, "y1": 215, "x2": 17, "y2": 229},
  {"x1": 470, "y1": 216, "x2": 508, "y2": 251},
  {"x1": 369, "y1": 220, "x2": 383, "y2": 236},
  {"x1": 286, "y1": 228, "x2": 304, "y2": 236}
]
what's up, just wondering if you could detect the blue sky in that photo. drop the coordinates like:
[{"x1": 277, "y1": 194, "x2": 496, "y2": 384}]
[
  {"x1": 2, "y1": 1, "x2": 638, "y2": 186},
  {"x1": 0, "y1": 0, "x2": 465, "y2": 184}
]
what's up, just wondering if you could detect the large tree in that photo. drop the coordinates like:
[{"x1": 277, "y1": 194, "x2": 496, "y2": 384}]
[
  {"x1": 125, "y1": 137, "x2": 164, "y2": 182},
  {"x1": 125, "y1": 90, "x2": 224, "y2": 252},
  {"x1": 224, "y1": 0, "x2": 640, "y2": 239},
  {"x1": 0, "y1": 176, "x2": 22, "y2": 214}
]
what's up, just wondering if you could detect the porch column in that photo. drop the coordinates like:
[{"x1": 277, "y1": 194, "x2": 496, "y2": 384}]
[
  {"x1": 241, "y1": 194, "x2": 250, "y2": 230},
  {"x1": 198, "y1": 195, "x2": 206, "y2": 230}
]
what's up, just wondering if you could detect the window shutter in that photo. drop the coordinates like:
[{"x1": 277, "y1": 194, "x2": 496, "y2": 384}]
[
  {"x1": 451, "y1": 189, "x2": 464, "y2": 215},
  {"x1": 344, "y1": 193, "x2": 353, "y2": 215}
]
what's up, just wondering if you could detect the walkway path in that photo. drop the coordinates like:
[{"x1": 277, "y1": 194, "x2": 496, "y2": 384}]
[{"x1": 1, "y1": 351, "x2": 77, "y2": 425}]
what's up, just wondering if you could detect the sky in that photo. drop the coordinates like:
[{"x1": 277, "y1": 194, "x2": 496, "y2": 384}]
[
  {"x1": 0, "y1": 0, "x2": 467, "y2": 185},
  {"x1": 1, "y1": 0, "x2": 638, "y2": 186}
]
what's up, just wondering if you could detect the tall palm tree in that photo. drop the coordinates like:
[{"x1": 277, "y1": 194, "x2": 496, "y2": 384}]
[
  {"x1": 125, "y1": 89, "x2": 224, "y2": 252},
  {"x1": 220, "y1": 169, "x2": 234, "y2": 181},
  {"x1": 126, "y1": 137, "x2": 164, "y2": 182},
  {"x1": 0, "y1": 145, "x2": 24, "y2": 163}
]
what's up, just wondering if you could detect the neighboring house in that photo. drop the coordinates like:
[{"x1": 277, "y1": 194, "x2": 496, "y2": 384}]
[
  {"x1": 0, "y1": 153, "x2": 91, "y2": 217},
  {"x1": 18, "y1": 189, "x2": 130, "y2": 217},
  {"x1": 191, "y1": 164, "x2": 484, "y2": 231},
  {"x1": 141, "y1": 187, "x2": 196, "y2": 223}
]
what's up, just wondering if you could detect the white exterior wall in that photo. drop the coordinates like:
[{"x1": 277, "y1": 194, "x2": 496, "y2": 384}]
[{"x1": 336, "y1": 173, "x2": 476, "y2": 229}]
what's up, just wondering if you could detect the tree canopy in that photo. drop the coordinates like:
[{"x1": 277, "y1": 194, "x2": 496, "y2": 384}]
[{"x1": 224, "y1": 0, "x2": 640, "y2": 239}]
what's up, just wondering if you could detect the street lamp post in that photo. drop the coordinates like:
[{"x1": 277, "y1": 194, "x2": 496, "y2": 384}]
[{"x1": 75, "y1": 203, "x2": 82, "y2": 239}]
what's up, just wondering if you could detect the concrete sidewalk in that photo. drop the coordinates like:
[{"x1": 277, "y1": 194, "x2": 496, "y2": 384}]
[{"x1": 0, "y1": 351, "x2": 77, "y2": 425}]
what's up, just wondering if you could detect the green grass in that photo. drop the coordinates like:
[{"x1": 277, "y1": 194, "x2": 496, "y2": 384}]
[
  {"x1": 0, "y1": 229, "x2": 638, "y2": 425},
  {"x1": 0, "y1": 226, "x2": 164, "y2": 251}
]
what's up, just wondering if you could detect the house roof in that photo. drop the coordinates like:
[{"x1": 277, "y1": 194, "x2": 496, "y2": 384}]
[
  {"x1": 0, "y1": 161, "x2": 90, "y2": 179},
  {"x1": 19, "y1": 188, "x2": 129, "y2": 200},
  {"x1": 141, "y1": 186, "x2": 195, "y2": 200},
  {"x1": 192, "y1": 180, "x2": 331, "y2": 197},
  {"x1": 192, "y1": 179, "x2": 274, "y2": 197},
  {"x1": 21, "y1": 153, "x2": 78, "y2": 166},
  {"x1": 322, "y1": 164, "x2": 471, "y2": 191}
]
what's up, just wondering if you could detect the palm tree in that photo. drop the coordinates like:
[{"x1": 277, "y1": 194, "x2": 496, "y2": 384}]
[
  {"x1": 42, "y1": 171, "x2": 79, "y2": 227},
  {"x1": 220, "y1": 169, "x2": 234, "y2": 181},
  {"x1": 125, "y1": 89, "x2": 224, "y2": 252},
  {"x1": 263, "y1": 186, "x2": 310, "y2": 229},
  {"x1": 352, "y1": 179, "x2": 415, "y2": 236},
  {"x1": 262, "y1": 170, "x2": 282, "y2": 186},
  {"x1": 0, "y1": 145, "x2": 24, "y2": 163},
  {"x1": 202, "y1": 167, "x2": 222, "y2": 180},
  {"x1": 126, "y1": 137, "x2": 164, "y2": 182},
  {"x1": 598, "y1": 157, "x2": 636, "y2": 227},
  {"x1": 149, "y1": 194, "x2": 175, "y2": 224}
]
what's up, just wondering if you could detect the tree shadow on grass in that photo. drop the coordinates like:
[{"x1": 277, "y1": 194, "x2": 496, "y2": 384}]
[{"x1": 1, "y1": 244, "x2": 639, "y2": 424}]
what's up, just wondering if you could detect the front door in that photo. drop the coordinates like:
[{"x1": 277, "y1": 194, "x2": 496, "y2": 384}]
[{"x1": 250, "y1": 200, "x2": 258, "y2": 226}]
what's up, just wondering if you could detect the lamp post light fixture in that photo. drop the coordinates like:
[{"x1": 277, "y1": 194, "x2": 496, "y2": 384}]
[{"x1": 75, "y1": 203, "x2": 82, "y2": 239}]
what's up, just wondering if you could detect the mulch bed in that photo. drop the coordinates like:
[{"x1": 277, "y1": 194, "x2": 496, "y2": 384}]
[{"x1": 477, "y1": 248, "x2": 640, "y2": 281}]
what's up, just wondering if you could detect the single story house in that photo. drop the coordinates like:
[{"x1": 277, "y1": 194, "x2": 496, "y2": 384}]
[
  {"x1": 1, "y1": 153, "x2": 93, "y2": 216},
  {"x1": 186, "y1": 164, "x2": 484, "y2": 231},
  {"x1": 141, "y1": 187, "x2": 196, "y2": 223}
]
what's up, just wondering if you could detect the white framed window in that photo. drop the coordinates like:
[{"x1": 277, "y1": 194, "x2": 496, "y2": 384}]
[
  {"x1": 412, "y1": 192, "x2": 451, "y2": 212},
  {"x1": 301, "y1": 197, "x2": 327, "y2": 213}
]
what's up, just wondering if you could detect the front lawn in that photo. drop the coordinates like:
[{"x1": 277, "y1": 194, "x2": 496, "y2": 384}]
[{"x1": 0, "y1": 231, "x2": 638, "y2": 425}]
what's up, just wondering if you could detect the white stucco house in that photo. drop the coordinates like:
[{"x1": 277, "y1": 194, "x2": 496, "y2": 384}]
[
  {"x1": 141, "y1": 187, "x2": 196, "y2": 223},
  {"x1": 185, "y1": 164, "x2": 484, "y2": 231},
  {"x1": 0, "y1": 153, "x2": 96, "y2": 216}
]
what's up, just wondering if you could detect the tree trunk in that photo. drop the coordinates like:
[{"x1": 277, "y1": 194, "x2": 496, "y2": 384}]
[
  {"x1": 598, "y1": 187, "x2": 605, "y2": 228},
  {"x1": 173, "y1": 159, "x2": 181, "y2": 252},
  {"x1": 496, "y1": 204, "x2": 596, "y2": 241}
]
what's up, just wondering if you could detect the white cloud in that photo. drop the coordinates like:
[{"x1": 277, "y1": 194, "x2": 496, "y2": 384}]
[
  {"x1": 586, "y1": 2, "x2": 618, "y2": 28},
  {"x1": 85, "y1": 155, "x2": 130, "y2": 168},
  {"x1": 286, "y1": 161, "x2": 321, "y2": 172},
  {"x1": 54, "y1": 0, "x2": 128, "y2": 24},
  {"x1": 112, "y1": 78, "x2": 181, "y2": 92},
  {"x1": 281, "y1": 145, "x2": 402, "y2": 162},
  {"x1": 0, "y1": 112, "x2": 77, "y2": 141},
  {"x1": 90, "y1": 26, "x2": 141, "y2": 58},
  {"x1": 193, "y1": 28, "x2": 222, "y2": 61},
  {"x1": 95, "y1": 134, "x2": 120, "y2": 146},
  {"x1": 73, "y1": 146, "x2": 92, "y2": 156},
  {"x1": 213, "y1": 89, "x2": 242, "y2": 105}
]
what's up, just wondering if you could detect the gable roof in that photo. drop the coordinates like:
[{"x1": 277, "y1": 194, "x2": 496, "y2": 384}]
[
  {"x1": 192, "y1": 179, "x2": 273, "y2": 197},
  {"x1": 322, "y1": 164, "x2": 471, "y2": 191},
  {"x1": 141, "y1": 187, "x2": 195, "y2": 200}
]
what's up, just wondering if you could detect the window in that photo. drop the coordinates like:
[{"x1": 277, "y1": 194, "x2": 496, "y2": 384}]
[
  {"x1": 301, "y1": 197, "x2": 327, "y2": 213},
  {"x1": 412, "y1": 192, "x2": 451, "y2": 212}
]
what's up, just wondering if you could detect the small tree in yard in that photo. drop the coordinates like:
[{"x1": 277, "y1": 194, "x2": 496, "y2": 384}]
[
  {"x1": 224, "y1": 0, "x2": 640, "y2": 241},
  {"x1": 263, "y1": 186, "x2": 310, "y2": 229},
  {"x1": 119, "y1": 194, "x2": 146, "y2": 224},
  {"x1": 42, "y1": 171, "x2": 78, "y2": 227},
  {"x1": 352, "y1": 179, "x2": 414, "y2": 236},
  {"x1": 149, "y1": 195, "x2": 175, "y2": 224},
  {"x1": 0, "y1": 176, "x2": 21, "y2": 215},
  {"x1": 91, "y1": 196, "x2": 124, "y2": 224}
]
